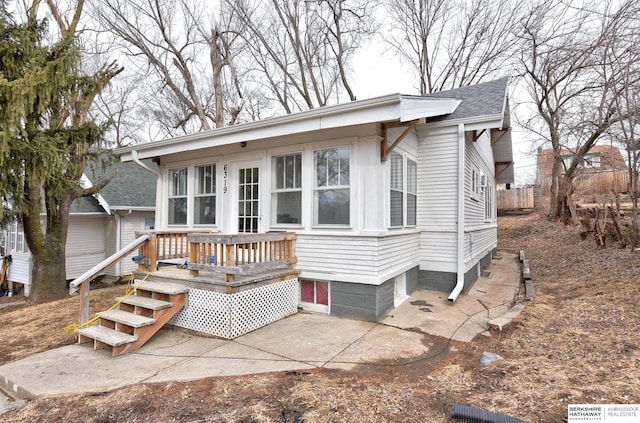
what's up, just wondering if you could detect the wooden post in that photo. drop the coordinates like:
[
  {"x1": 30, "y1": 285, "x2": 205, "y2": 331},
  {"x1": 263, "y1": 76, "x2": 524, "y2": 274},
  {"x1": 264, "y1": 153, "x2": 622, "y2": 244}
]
[
  {"x1": 148, "y1": 233, "x2": 157, "y2": 271},
  {"x1": 80, "y1": 280, "x2": 90, "y2": 324},
  {"x1": 189, "y1": 241, "x2": 198, "y2": 278}
]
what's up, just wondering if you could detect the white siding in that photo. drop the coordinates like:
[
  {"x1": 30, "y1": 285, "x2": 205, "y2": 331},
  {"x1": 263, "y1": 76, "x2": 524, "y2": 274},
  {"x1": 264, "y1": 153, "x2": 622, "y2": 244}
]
[
  {"x1": 5, "y1": 253, "x2": 31, "y2": 285},
  {"x1": 66, "y1": 215, "x2": 107, "y2": 279},
  {"x1": 416, "y1": 125, "x2": 459, "y2": 271},
  {"x1": 103, "y1": 212, "x2": 155, "y2": 277},
  {"x1": 416, "y1": 125, "x2": 458, "y2": 227},
  {"x1": 419, "y1": 231, "x2": 457, "y2": 273},
  {"x1": 463, "y1": 131, "x2": 497, "y2": 267},
  {"x1": 296, "y1": 232, "x2": 419, "y2": 285},
  {"x1": 464, "y1": 228, "x2": 496, "y2": 271}
]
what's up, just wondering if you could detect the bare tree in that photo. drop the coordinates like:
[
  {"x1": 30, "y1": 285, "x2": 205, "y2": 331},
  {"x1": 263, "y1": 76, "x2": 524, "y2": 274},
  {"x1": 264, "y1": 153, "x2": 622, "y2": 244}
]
[
  {"x1": 605, "y1": 17, "x2": 640, "y2": 248},
  {"x1": 229, "y1": 0, "x2": 375, "y2": 112},
  {"x1": 89, "y1": 0, "x2": 246, "y2": 136},
  {"x1": 519, "y1": 0, "x2": 640, "y2": 221},
  {"x1": 384, "y1": 0, "x2": 520, "y2": 94}
]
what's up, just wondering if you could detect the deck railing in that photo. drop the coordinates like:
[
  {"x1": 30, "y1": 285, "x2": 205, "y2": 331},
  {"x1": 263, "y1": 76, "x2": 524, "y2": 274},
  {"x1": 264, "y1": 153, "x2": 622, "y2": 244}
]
[
  {"x1": 135, "y1": 231, "x2": 297, "y2": 282},
  {"x1": 187, "y1": 232, "x2": 297, "y2": 282}
]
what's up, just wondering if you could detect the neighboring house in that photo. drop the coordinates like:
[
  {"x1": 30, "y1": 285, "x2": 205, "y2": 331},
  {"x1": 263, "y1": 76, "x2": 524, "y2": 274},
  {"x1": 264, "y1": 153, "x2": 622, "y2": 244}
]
[
  {"x1": 0, "y1": 159, "x2": 157, "y2": 296},
  {"x1": 536, "y1": 145, "x2": 628, "y2": 195},
  {"x1": 119, "y1": 78, "x2": 513, "y2": 321}
]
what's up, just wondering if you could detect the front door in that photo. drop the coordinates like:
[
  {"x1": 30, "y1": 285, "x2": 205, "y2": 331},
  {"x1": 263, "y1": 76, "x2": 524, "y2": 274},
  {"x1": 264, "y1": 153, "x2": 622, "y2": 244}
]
[{"x1": 235, "y1": 162, "x2": 261, "y2": 233}]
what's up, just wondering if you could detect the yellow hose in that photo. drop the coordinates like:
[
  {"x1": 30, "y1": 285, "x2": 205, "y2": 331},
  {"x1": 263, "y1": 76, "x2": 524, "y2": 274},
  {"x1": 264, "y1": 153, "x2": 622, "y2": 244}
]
[{"x1": 63, "y1": 272, "x2": 152, "y2": 337}]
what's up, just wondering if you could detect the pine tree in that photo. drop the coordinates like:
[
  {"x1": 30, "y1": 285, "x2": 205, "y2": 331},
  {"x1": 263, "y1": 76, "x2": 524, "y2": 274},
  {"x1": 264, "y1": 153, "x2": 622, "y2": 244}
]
[{"x1": 0, "y1": 1, "x2": 122, "y2": 302}]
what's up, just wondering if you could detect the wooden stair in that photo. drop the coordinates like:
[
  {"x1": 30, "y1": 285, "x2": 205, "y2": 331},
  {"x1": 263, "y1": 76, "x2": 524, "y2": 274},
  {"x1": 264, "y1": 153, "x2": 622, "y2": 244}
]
[{"x1": 77, "y1": 281, "x2": 188, "y2": 356}]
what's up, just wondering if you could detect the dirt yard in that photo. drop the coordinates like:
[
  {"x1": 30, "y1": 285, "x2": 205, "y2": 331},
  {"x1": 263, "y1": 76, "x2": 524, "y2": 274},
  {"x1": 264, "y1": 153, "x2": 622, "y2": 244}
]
[{"x1": 1, "y1": 212, "x2": 639, "y2": 422}]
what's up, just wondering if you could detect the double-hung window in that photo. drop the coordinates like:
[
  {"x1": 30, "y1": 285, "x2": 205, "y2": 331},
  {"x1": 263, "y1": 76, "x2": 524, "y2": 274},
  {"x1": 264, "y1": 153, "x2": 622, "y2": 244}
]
[
  {"x1": 194, "y1": 164, "x2": 216, "y2": 225},
  {"x1": 168, "y1": 167, "x2": 188, "y2": 225},
  {"x1": 390, "y1": 153, "x2": 404, "y2": 227},
  {"x1": 272, "y1": 154, "x2": 302, "y2": 225},
  {"x1": 484, "y1": 182, "x2": 494, "y2": 221},
  {"x1": 389, "y1": 153, "x2": 417, "y2": 227},
  {"x1": 407, "y1": 159, "x2": 417, "y2": 226},
  {"x1": 314, "y1": 146, "x2": 350, "y2": 225}
]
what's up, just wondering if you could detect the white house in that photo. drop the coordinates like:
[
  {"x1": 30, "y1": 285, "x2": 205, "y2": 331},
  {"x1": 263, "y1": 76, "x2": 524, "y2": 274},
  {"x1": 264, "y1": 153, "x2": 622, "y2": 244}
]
[
  {"x1": 118, "y1": 78, "x2": 513, "y2": 321},
  {"x1": 0, "y1": 159, "x2": 157, "y2": 296}
]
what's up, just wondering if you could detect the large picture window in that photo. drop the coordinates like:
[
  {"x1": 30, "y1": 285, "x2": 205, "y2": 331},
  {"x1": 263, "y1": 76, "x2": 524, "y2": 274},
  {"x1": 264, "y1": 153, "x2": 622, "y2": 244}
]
[
  {"x1": 194, "y1": 164, "x2": 216, "y2": 225},
  {"x1": 168, "y1": 167, "x2": 187, "y2": 225},
  {"x1": 314, "y1": 147, "x2": 350, "y2": 225},
  {"x1": 272, "y1": 154, "x2": 302, "y2": 225}
]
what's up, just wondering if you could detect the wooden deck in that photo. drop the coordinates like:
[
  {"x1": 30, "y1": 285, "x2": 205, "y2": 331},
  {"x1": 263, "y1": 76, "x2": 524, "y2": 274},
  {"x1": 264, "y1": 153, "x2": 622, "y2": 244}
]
[{"x1": 133, "y1": 230, "x2": 299, "y2": 292}]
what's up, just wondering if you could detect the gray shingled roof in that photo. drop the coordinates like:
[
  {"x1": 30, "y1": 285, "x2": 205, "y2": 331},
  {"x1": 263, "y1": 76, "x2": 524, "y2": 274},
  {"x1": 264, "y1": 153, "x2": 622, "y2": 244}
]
[
  {"x1": 423, "y1": 77, "x2": 509, "y2": 122},
  {"x1": 69, "y1": 195, "x2": 104, "y2": 214},
  {"x1": 86, "y1": 158, "x2": 158, "y2": 209}
]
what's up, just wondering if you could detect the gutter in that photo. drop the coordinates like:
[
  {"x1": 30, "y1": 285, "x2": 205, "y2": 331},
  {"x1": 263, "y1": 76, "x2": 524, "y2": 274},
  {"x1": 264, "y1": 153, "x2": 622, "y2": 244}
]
[
  {"x1": 449, "y1": 123, "x2": 466, "y2": 302},
  {"x1": 131, "y1": 150, "x2": 161, "y2": 177}
]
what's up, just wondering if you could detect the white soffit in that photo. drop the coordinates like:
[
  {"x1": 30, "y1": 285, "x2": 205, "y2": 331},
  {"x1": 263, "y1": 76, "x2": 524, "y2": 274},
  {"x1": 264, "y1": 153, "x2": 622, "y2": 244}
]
[
  {"x1": 120, "y1": 93, "x2": 463, "y2": 161},
  {"x1": 399, "y1": 97, "x2": 462, "y2": 122}
]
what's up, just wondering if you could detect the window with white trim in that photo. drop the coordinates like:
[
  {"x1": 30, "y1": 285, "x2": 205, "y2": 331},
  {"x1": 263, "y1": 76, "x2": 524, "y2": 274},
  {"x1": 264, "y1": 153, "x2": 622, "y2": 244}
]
[
  {"x1": 484, "y1": 182, "x2": 494, "y2": 221},
  {"x1": 314, "y1": 147, "x2": 350, "y2": 225},
  {"x1": 407, "y1": 159, "x2": 417, "y2": 226},
  {"x1": 389, "y1": 153, "x2": 417, "y2": 228},
  {"x1": 272, "y1": 153, "x2": 302, "y2": 225},
  {"x1": 300, "y1": 278, "x2": 329, "y2": 312},
  {"x1": 168, "y1": 167, "x2": 188, "y2": 225},
  {"x1": 194, "y1": 164, "x2": 216, "y2": 225},
  {"x1": 390, "y1": 152, "x2": 403, "y2": 227},
  {"x1": 4, "y1": 222, "x2": 28, "y2": 253}
]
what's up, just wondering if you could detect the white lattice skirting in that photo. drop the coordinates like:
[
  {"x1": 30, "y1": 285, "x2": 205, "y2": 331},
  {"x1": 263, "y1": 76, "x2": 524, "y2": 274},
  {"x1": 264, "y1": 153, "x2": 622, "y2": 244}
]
[{"x1": 167, "y1": 278, "x2": 299, "y2": 339}]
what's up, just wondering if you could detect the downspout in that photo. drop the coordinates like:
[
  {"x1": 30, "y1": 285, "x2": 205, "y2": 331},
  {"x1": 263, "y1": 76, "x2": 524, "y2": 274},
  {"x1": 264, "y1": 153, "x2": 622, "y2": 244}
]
[
  {"x1": 131, "y1": 149, "x2": 161, "y2": 232},
  {"x1": 115, "y1": 212, "x2": 121, "y2": 276},
  {"x1": 449, "y1": 123, "x2": 466, "y2": 302},
  {"x1": 131, "y1": 150, "x2": 161, "y2": 178}
]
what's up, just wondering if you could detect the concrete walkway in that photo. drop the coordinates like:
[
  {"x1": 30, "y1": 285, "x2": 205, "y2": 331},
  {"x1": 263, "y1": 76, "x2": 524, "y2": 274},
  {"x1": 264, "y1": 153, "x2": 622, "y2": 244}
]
[{"x1": 0, "y1": 252, "x2": 522, "y2": 403}]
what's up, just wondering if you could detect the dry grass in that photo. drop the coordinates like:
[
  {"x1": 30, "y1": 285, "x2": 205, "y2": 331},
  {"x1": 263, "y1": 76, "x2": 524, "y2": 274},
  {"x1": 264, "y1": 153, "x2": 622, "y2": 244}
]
[{"x1": 2, "y1": 212, "x2": 640, "y2": 422}]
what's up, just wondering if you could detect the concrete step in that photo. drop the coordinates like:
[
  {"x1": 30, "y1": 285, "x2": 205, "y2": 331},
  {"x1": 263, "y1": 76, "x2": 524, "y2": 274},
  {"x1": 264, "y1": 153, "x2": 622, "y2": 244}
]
[
  {"x1": 116, "y1": 295, "x2": 173, "y2": 311},
  {"x1": 99, "y1": 309, "x2": 156, "y2": 328},
  {"x1": 77, "y1": 325, "x2": 137, "y2": 347}
]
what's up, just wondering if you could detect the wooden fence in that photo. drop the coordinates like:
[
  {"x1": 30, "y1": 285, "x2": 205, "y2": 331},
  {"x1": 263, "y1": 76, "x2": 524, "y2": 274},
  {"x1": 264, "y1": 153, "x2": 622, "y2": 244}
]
[
  {"x1": 497, "y1": 187, "x2": 536, "y2": 210},
  {"x1": 539, "y1": 171, "x2": 629, "y2": 195}
]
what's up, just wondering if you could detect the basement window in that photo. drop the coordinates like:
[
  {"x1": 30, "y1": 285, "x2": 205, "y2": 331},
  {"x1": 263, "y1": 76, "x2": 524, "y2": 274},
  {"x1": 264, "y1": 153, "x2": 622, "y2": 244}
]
[{"x1": 300, "y1": 279, "x2": 329, "y2": 313}]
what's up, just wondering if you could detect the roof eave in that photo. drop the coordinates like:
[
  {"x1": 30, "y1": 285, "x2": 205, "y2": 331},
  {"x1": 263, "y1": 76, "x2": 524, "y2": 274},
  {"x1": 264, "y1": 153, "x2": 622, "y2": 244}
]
[{"x1": 119, "y1": 93, "x2": 463, "y2": 161}]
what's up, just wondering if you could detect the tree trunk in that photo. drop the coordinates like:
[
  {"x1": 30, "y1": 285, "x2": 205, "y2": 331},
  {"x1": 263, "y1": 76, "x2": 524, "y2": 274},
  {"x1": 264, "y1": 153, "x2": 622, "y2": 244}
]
[
  {"x1": 30, "y1": 240, "x2": 68, "y2": 302},
  {"x1": 554, "y1": 174, "x2": 573, "y2": 223},
  {"x1": 22, "y1": 182, "x2": 72, "y2": 303}
]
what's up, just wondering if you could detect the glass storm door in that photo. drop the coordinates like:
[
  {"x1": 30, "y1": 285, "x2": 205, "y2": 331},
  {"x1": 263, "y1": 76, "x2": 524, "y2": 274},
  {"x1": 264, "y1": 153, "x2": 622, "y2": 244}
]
[{"x1": 237, "y1": 166, "x2": 260, "y2": 233}]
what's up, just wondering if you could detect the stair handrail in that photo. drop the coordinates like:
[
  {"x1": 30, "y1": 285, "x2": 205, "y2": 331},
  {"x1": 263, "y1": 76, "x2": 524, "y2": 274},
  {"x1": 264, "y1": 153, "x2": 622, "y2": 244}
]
[{"x1": 68, "y1": 234, "x2": 151, "y2": 324}]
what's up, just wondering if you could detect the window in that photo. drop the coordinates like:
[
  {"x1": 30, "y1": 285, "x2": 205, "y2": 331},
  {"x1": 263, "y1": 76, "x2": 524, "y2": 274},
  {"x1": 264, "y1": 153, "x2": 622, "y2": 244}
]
[
  {"x1": 5, "y1": 222, "x2": 27, "y2": 253},
  {"x1": 144, "y1": 217, "x2": 155, "y2": 230},
  {"x1": 300, "y1": 279, "x2": 329, "y2": 312},
  {"x1": 314, "y1": 147, "x2": 350, "y2": 225},
  {"x1": 16, "y1": 224, "x2": 24, "y2": 252},
  {"x1": 584, "y1": 155, "x2": 601, "y2": 168},
  {"x1": 168, "y1": 167, "x2": 188, "y2": 225},
  {"x1": 272, "y1": 154, "x2": 302, "y2": 225},
  {"x1": 485, "y1": 182, "x2": 494, "y2": 221},
  {"x1": 390, "y1": 153, "x2": 403, "y2": 227},
  {"x1": 195, "y1": 164, "x2": 216, "y2": 225},
  {"x1": 471, "y1": 167, "x2": 485, "y2": 201},
  {"x1": 389, "y1": 153, "x2": 417, "y2": 227},
  {"x1": 407, "y1": 159, "x2": 417, "y2": 226}
]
